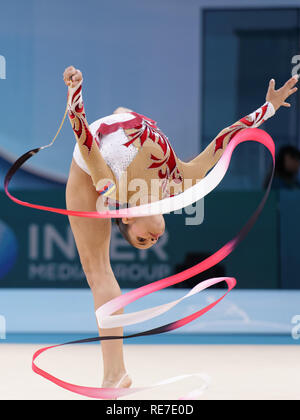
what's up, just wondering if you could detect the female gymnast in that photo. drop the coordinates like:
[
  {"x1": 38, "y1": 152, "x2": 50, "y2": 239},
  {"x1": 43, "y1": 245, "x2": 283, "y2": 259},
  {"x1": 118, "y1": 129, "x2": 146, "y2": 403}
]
[{"x1": 64, "y1": 65, "x2": 298, "y2": 390}]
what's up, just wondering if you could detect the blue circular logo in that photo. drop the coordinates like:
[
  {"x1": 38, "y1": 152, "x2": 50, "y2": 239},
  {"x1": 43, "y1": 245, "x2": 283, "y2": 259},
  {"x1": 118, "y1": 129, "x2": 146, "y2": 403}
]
[{"x1": 0, "y1": 220, "x2": 18, "y2": 278}]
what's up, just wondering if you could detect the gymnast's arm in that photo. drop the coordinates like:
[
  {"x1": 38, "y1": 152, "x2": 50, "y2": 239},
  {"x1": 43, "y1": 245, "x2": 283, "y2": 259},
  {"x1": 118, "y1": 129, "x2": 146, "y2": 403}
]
[
  {"x1": 182, "y1": 75, "x2": 298, "y2": 180},
  {"x1": 64, "y1": 66, "x2": 115, "y2": 192}
]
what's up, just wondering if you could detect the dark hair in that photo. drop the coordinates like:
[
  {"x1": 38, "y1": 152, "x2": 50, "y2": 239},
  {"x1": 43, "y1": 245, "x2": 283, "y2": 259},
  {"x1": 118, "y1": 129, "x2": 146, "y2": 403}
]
[
  {"x1": 263, "y1": 145, "x2": 300, "y2": 188},
  {"x1": 115, "y1": 219, "x2": 134, "y2": 246},
  {"x1": 275, "y1": 145, "x2": 300, "y2": 177}
]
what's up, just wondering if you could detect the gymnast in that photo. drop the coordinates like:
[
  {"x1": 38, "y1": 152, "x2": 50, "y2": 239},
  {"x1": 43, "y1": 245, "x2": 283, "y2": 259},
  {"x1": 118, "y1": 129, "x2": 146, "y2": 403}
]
[{"x1": 64, "y1": 65, "x2": 298, "y2": 390}]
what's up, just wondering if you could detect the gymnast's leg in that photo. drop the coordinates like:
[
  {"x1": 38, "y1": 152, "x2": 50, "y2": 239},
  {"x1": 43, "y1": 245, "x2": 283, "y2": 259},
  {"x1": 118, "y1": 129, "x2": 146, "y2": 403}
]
[{"x1": 66, "y1": 159, "x2": 132, "y2": 389}]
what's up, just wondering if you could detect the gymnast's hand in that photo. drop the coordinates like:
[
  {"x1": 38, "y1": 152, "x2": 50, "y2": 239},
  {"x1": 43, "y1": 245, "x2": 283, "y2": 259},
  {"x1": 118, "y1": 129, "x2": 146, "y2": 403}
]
[
  {"x1": 266, "y1": 75, "x2": 298, "y2": 111},
  {"x1": 63, "y1": 66, "x2": 83, "y2": 88}
]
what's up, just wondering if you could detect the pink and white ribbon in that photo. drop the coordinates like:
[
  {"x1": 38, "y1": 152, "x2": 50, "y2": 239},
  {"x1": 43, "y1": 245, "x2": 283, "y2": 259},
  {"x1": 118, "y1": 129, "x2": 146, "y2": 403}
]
[{"x1": 5, "y1": 127, "x2": 274, "y2": 399}]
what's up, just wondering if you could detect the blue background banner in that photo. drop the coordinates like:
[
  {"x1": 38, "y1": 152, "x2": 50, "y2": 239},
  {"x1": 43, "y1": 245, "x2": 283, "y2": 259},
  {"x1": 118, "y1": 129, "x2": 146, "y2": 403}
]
[{"x1": 0, "y1": 190, "x2": 278, "y2": 289}]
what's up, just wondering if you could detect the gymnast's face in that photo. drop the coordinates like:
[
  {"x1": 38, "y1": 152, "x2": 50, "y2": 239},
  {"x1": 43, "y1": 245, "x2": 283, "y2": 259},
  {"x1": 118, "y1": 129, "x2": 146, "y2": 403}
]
[{"x1": 122, "y1": 215, "x2": 165, "y2": 249}]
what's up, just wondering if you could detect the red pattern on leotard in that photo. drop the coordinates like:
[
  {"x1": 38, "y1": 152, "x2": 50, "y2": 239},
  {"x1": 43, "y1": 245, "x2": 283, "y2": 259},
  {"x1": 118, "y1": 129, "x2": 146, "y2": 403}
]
[
  {"x1": 214, "y1": 103, "x2": 270, "y2": 153},
  {"x1": 96, "y1": 112, "x2": 183, "y2": 185},
  {"x1": 68, "y1": 84, "x2": 99, "y2": 152}
]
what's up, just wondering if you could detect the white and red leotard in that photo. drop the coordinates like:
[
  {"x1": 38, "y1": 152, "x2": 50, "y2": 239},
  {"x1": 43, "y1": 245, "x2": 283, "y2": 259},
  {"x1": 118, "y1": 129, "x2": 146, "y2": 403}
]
[{"x1": 68, "y1": 81, "x2": 275, "y2": 206}]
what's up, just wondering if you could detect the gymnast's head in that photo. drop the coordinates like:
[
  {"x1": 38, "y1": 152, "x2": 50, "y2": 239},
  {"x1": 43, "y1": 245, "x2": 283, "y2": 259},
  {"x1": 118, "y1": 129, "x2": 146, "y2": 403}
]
[{"x1": 115, "y1": 215, "x2": 165, "y2": 249}]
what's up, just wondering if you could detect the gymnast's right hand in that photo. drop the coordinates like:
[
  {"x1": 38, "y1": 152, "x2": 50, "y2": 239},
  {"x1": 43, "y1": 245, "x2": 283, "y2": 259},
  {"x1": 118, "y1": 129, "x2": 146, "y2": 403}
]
[{"x1": 63, "y1": 66, "x2": 83, "y2": 88}]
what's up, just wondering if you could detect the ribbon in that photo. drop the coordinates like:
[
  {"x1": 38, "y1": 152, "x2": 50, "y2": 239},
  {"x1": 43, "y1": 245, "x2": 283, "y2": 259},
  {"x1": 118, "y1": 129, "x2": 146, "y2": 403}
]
[{"x1": 4, "y1": 125, "x2": 275, "y2": 399}]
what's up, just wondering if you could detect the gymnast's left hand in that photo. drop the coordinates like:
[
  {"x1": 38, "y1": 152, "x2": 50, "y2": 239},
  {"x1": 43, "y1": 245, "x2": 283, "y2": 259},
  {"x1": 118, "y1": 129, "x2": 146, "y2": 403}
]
[{"x1": 266, "y1": 75, "x2": 298, "y2": 111}]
